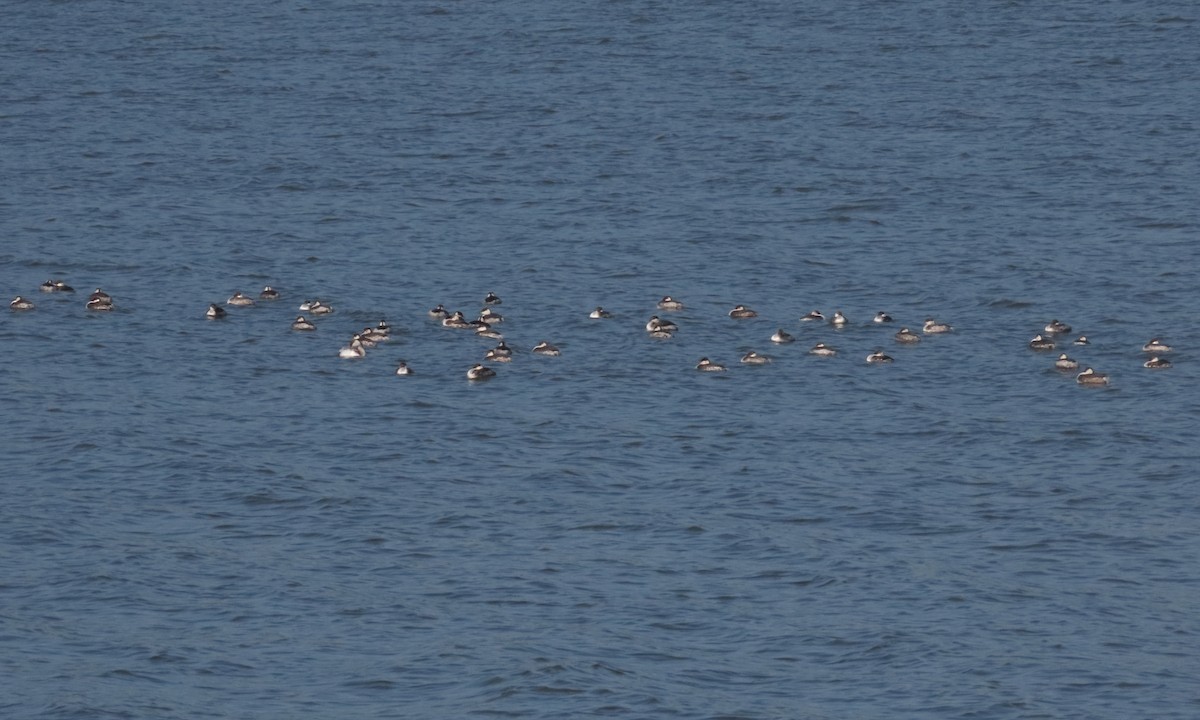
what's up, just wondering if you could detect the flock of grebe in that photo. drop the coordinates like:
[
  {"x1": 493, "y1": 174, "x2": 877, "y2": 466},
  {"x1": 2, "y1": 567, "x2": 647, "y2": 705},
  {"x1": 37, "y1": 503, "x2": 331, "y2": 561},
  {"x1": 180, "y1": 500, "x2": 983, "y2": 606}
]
[{"x1": 13, "y1": 283, "x2": 1175, "y2": 384}]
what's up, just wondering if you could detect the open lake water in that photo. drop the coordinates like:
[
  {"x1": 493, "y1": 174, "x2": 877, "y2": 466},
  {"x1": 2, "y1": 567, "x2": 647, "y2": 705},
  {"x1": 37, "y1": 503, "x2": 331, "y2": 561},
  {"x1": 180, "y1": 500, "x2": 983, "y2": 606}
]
[{"x1": 2, "y1": 1, "x2": 1199, "y2": 718}]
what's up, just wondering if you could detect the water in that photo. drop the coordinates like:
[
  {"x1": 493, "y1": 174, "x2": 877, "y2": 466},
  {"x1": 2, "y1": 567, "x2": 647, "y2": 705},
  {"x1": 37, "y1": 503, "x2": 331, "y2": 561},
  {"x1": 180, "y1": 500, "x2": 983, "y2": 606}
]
[{"x1": 2, "y1": 1, "x2": 1199, "y2": 718}]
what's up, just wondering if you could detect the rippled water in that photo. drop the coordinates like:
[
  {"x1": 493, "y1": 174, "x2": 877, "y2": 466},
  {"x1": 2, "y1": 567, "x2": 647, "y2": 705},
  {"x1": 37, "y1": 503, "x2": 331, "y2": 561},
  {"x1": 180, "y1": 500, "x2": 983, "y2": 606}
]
[{"x1": 3, "y1": 1, "x2": 1199, "y2": 718}]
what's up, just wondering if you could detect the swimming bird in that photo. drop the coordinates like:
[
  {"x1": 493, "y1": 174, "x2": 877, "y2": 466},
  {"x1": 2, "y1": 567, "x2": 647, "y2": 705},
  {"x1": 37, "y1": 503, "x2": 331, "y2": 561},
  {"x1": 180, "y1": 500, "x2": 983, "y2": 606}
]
[
  {"x1": 1054, "y1": 353, "x2": 1079, "y2": 370},
  {"x1": 309, "y1": 301, "x2": 334, "y2": 315},
  {"x1": 428, "y1": 304, "x2": 449, "y2": 319},
  {"x1": 467, "y1": 364, "x2": 496, "y2": 381},
  {"x1": 830, "y1": 310, "x2": 849, "y2": 327},
  {"x1": 226, "y1": 292, "x2": 254, "y2": 307},
  {"x1": 657, "y1": 296, "x2": 684, "y2": 311},
  {"x1": 809, "y1": 343, "x2": 837, "y2": 357},
  {"x1": 1073, "y1": 336, "x2": 1090, "y2": 346},
  {"x1": 729, "y1": 305, "x2": 758, "y2": 319},
  {"x1": 291, "y1": 316, "x2": 316, "y2": 331},
  {"x1": 770, "y1": 328, "x2": 795, "y2": 344},
  {"x1": 86, "y1": 296, "x2": 114, "y2": 311},
  {"x1": 894, "y1": 327, "x2": 921, "y2": 344},
  {"x1": 1144, "y1": 356, "x2": 1171, "y2": 369},
  {"x1": 475, "y1": 324, "x2": 504, "y2": 340},
  {"x1": 923, "y1": 317, "x2": 953, "y2": 334},
  {"x1": 259, "y1": 286, "x2": 280, "y2": 300},
  {"x1": 589, "y1": 306, "x2": 613, "y2": 319},
  {"x1": 89, "y1": 288, "x2": 112, "y2": 303},
  {"x1": 532, "y1": 341, "x2": 561, "y2": 356},
  {"x1": 800, "y1": 310, "x2": 824, "y2": 322},
  {"x1": 1028, "y1": 334, "x2": 1055, "y2": 351},
  {"x1": 338, "y1": 338, "x2": 366, "y2": 359},
  {"x1": 361, "y1": 325, "x2": 389, "y2": 344},
  {"x1": 205, "y1": 303, "x2": 226, "y2": 319},
  {"x1": 873, "y1": 311, "x2": 893, "y2": 323},
  {"x1": 442, "y1": 311, "x2": 470, "y2": 328},
  {"x1": 1142, "y1": 338, "x2": 1172, "y2": 353},
  {"x1": 40, "y1": 280, "x2": 74, "y2": 293},
  {"x1": 866, "y1": 350, "x2": 894, "y2": 364},
  {"x1": 395, "y1": 361, "x2": 413, "y2": 376},
  {"x1": 485, "y1": 341, "x2": 513, "y2": 362},
  {"x1": 9, "y1": 296, "x2": 35, "y2": 310},
  {"x1": 695, "y1": 357, "x2": 726, "y2": 372},
  {"x1": 1044, "y1": 319, "x2": 1071, "y2": 335},
  {"x1": 740, "y1": 351, "x2": 772, "y2": 365},
  {"x1": 483, "y1": 291, "x2": 502, "y2": 306},
  {"x1": 646, "y1": 316, "x2": 678, "y2": 333},
  {"x1": 1075, "y1": 367, "x2": 1109, "y2": 385},
  {"x1": 477, "y1": 308, "x2": 503, "y2": 325}
]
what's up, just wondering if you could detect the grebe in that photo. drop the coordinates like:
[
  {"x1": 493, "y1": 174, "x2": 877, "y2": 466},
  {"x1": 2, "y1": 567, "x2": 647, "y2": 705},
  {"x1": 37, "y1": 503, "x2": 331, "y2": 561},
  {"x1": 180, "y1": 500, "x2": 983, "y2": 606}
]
[
  {"x1": 1054, "y1": 353, "x2": 1079, "y2": 370},
  {"x1": 1075, "y1": 367, "x2": 1109, "y2": 386},
  {"x1": 923, "y1": 317, "x2": 953, "y2": 334},
  {"x1": 1028, "y1": 334, "x2": 1055, "y2": 351},
  {"x1": 467, "y1": 364, "x2": 496, "y2": 380}
]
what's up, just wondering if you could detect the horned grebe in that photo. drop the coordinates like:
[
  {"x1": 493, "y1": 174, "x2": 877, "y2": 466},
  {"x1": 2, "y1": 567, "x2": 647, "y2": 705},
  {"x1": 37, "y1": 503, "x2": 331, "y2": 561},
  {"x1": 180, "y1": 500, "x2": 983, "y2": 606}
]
[
  {"x1": 923, "y1": 317, "x2": 952, "y2": 334},
  {"x1": 226, "y1": 292, "x2": 254, "y2": 307},
  {"x1": 1028, "y1": 334, "x2": 1055, "y2": 351},
  {"x1": 1073, "y1": 336, "x2": 1090, "y2": 346},
  {"x1": 395, "y1": 361, "x2": 413, "y2": 376},
  {"x1": 9, "y1": 296, "x2": 35, "y2": 311},
  {"x1": 589, "y1": 306, "x2": 613, "y2": 319},
  {"x1": 291, "y1": 316, "x2": 316, "y2": 331},
  {"x1": 428, "y1": 304, "x2": 449, "y2": 319},
  {"x1": 894, "y1": 327, "x2": 921, "y2": 344},
  {"x1": 1054, "y1": 353, "x2": 1079, "y2": 370},
  {"x1": 1144, "y1": 356, "x2": 1172, "y2": 369},
  {"x1": 866, "y1": 350, "x2": 894, "y2": 364},
  {"x1": 646, "y1": 316, "x2": 678, "y2": 333},
  {"x1": 532, "y1": 341, "x2": 561, "y2": 356},
  {"x1": 770, "y1": 328, "x2": 795, "y2": 344},
  {"x1": 873, "y1": 311, "x2": 893, "y2": 323},
  {"x1": 442, "y1": 311, "x2": 470, "y2": 328},
  {"x1": 86, "y1": 296, "x2": 114, "y2": 311},
  {"x1": 740, "y1": 351, "x2": 772, "y2": 365},
  {"x1": 483, "y1": 291, "x2": 502, "y2": 306},
  {"x1": 467, "y1": 364, "x2": 496, "y2": 380},
  {"x1": 1044, "y1": 319, "x2": 1071, "y2": 335},
  {"x1": 1142, "y1": 338, "x2": 1172, "y2": 353},
  {"x1": 800, "y1": 310, "x2": 824, "y2": 322},
  {"x1": 1075, "y1": 367, "x2": 1109, "y2": 385},
  {"x1": 829, "y1": 310, "x2": 849, "y2": 327},
  {"x1": 205, "y1": 303, "x2": 226, "y2": 319},
  {"x1": 41, "y1": 280, "x2": 74, "y2": 293},
  {"x1": 338, "y1": 338, "x2": 366, "y2": 359},
  {"x1": 695, "y1": 357, "x2": 726, "y2": 372},
  {"x1": 809, "y1": 343, "x2": 837, "y2": 357},
  {"x1": 259, "y1": 286, "x2": 280, "y2": 300},
  {"x1": 657, "y1": 296, "x2": 684, "y2": 311},
  {"x1": 729, "y1": 305, "x2": 758, "y2": 319},
  {"x1": 475, "y1": 324, "x2": 504, "y2": 340}
]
